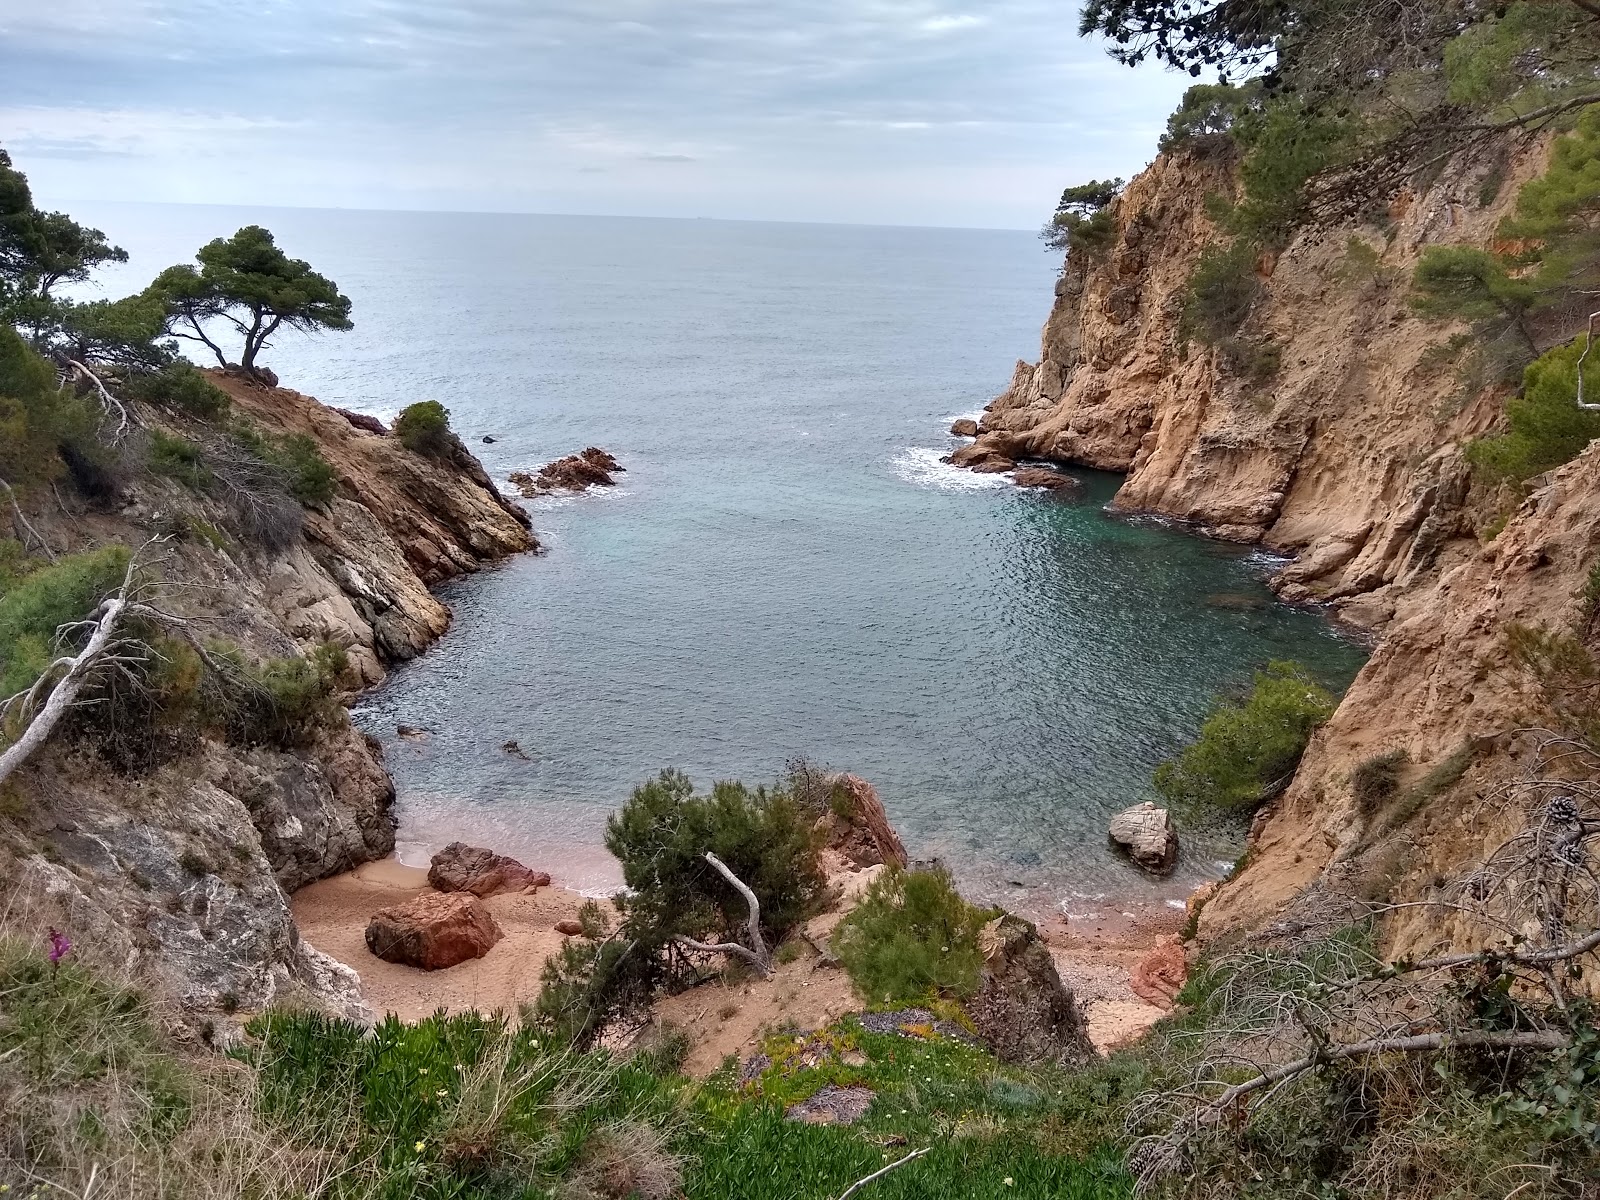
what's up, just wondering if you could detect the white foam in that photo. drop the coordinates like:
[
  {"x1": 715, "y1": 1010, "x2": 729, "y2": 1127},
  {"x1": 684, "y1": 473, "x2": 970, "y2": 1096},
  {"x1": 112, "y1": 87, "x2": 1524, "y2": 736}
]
[{"x1": 890, "y1": 446, "x2": 1009, "y2": 492}]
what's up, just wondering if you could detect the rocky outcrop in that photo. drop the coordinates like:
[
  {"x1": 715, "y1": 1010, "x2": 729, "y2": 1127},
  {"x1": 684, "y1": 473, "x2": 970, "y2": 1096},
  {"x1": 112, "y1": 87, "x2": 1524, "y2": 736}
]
[
  {"x1": 1107, "y1": 802, "x2": 1179, "y2": 876},
  {"x1": 950, "y1": 418, "x2": 979, "y2": 438},
  {"x1": 964, "y1": 915, "x2": 1094, "y2": 1067},
  {"x1": 509, "y1": 447, "x2": 624, "y2": 496},
  {"x1": 365, "y1": 891, "x2": 503, "y2": 969},
  {"x1": 427, "y1": 842, "x2": 552, "y2": 898},
  {"x1": 1012, "y1": 467, "x2": 1084, "y2": 494},
  {"x1": 4, "y1": 374, "x2": 536, "y2": 1023},
  {"x1": 818, "y1": 774, "x2": 909, "y2": 869}
]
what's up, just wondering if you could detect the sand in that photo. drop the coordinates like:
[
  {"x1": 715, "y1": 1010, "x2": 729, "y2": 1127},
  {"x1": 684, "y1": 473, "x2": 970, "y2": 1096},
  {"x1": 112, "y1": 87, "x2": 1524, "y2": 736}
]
[
  {"x1": 292, "y1": 854, "x2": 1185, "y2": 1063},
  {"x1": 292, "y1": 858, "x2": 590, "y2": 1020}
]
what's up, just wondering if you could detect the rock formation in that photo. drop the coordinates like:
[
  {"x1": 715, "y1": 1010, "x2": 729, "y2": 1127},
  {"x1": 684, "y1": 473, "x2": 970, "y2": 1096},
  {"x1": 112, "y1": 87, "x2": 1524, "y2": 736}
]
[
  {"x1": 964, "y1": 915, "x2": 1094, "y2": 1067},
  {"x1": 5, "y1": 373, "x2": 534, "y2": 1020},
  {"x1": 509, "y1": 447, "x2": 624, "y2": 496},
  {"x1": 818, "y1": 774, "x2": 909, "y2": 869},
  {"x1": 427, "y1": 841, "x2": 552, "y2": 897},
  {"x1": 1107, "y1": 802, "x2": 1179, "y2": 876},
  {"x1": 365, "y1": 891, "x2": 503, "y2": 969}
]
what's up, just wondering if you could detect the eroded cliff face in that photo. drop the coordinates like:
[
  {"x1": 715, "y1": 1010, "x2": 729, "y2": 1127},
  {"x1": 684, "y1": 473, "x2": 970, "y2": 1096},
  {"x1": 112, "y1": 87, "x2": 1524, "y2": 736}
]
[
  {"x1": 974, "y1": 138, "x2": 1551, "y2": 630},
  {"x1": 981, "y1": 135, "x2": 1600, "y2": 955},
  {"x1": 4, "y1": 379, "x2": 533, "y2": 1025}
]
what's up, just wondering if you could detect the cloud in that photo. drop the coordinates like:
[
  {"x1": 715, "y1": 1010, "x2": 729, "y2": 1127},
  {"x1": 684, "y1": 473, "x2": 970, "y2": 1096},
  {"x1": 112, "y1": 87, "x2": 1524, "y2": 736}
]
[
  {"x1": 0, "y1": 0, "x2": 1196, "y2": 227},
  {"x1": 917, "y1": 14, "x2": 985, "y2": 35}
]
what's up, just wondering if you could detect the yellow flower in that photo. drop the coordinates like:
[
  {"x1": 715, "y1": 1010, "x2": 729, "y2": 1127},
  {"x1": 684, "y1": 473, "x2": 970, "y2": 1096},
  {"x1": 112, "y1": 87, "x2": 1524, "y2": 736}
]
[
  {"x1": 414, "y1": 1141, "x2": 426, "y2": 1153},
  {"x1": 418, "y1": 1067, "x2": 429, "y2": 1075},
  {"x1": 1003, "y1": 1178, "x2": 1014, "y2": 1187},
  {"x1": 436, "y1": 1089, "x2": 449, "y2": 1097}
]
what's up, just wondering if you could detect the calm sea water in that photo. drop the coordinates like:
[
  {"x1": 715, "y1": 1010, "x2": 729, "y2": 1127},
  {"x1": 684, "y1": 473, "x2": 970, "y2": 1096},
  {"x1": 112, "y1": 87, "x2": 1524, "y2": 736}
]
[{"x1": 82, "y1": 205, "x2": 1367, "y2": 916}]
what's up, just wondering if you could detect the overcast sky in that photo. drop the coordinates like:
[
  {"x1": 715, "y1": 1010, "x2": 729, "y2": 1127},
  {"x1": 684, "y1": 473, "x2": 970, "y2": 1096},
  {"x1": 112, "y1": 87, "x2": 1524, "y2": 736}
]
[{"x1": 1, "y1": 0, "x2": 1193, "y2": 229}]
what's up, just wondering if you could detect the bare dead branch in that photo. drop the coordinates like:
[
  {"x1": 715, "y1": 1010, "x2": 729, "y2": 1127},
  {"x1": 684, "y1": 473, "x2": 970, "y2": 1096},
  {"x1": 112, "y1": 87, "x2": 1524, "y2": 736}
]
[
  {"x1": 671, "y1": 852, "x2": 774, "y2": 976},
  {"x1": 65, "y1": 359, "x2": 134, "y2": 442},
  {"x1": 0, "y1": 476, "x2": 57, "y2": 562},
  {"x1": 832, "y1": 1147, "x2": 931, "y2": 1200}
]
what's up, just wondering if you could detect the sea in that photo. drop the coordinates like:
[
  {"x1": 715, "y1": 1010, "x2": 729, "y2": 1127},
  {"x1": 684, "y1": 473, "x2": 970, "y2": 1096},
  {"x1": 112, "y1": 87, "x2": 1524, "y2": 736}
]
[{"x1": 77, "y1": 205, "x2": 1368, "y2": 919}]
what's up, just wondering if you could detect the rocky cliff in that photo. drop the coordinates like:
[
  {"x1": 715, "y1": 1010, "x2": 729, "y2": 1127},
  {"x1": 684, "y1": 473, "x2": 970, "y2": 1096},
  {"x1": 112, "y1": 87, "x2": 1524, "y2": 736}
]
[
  {"x1": 3, "y1": 377, "x2": 533, "y2": 1027},
  {"x1": 976, "y1": 135, "x2": 1600, "y2": 957}
]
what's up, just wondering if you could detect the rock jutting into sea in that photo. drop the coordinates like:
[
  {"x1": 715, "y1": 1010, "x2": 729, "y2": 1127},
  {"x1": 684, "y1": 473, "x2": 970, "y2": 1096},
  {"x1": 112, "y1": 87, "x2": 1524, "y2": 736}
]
[{"x1": 509, "y1": 446, "x2": 625, "y2": 496}]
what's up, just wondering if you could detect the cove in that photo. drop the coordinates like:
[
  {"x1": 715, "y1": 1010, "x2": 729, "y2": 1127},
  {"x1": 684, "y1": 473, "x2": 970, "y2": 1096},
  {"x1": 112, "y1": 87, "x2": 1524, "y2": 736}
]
[{"x1": 85, "y1": 205, "x2": 1370, "y2": 912}]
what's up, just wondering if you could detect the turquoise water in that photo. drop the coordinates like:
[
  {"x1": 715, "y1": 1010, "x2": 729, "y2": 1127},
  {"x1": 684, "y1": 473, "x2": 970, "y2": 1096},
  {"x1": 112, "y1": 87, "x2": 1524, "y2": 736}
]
[{"x1": 82, "y1": 205, "x2": 1367, "y2": 914}]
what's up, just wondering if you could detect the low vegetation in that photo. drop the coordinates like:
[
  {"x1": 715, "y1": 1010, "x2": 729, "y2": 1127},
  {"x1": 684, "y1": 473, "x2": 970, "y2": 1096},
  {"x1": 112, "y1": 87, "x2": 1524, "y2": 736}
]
[
  {"x1": 831, "y1": 864, "x2": 995, "y2": 1005},
  {"x1": 1466, "y1": 334, "x2": 1600, "y2": 483},
  {"x1": 394, "y1": 400, "x2": 456, "y2": 458},
  {"x1": 1154, "y1": 661, "x2": 1335, "y2": 820}
]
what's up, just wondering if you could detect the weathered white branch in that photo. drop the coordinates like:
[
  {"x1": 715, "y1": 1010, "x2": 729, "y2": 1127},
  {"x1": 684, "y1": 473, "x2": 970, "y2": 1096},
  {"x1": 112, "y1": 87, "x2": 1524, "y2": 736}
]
[
  {"x1": 66, "y1": 359, "x2": 134, "y2": 441},
  {"x1": 0, "y1": 477, "x2": 57, "y2": 562},
  {"x1": 832, "y1": 1147, "x2": 930, "y2": 1200},
  {"x1": 672, "y1": 852, "x2": 773, "y2": 976},
  {"x1": 0, "y1": 540, "x2": 171, "y2": 789},
  {"x1": 1578, "y1": 311, "x2": 1600, "y2": 411}
]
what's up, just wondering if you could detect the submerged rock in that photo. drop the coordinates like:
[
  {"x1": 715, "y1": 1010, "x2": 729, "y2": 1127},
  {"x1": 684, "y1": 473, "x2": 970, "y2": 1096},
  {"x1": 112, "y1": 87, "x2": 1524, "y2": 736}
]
[
  {"x1": 365, "y1": 891, "x2": 502, "y2": 970},
  {"x1": 1013, "y1": 467, "x2": 1084, "y2": 494},
  {"x1": 963, "y1": 915, "x2": 1094, "y2": 1067},
  {"x1": 428, "y1": 841, "x2": 551, "y2": 897},
  {"x1": 1108, "y1": 802, "x2": 1179, "y2": 875}
]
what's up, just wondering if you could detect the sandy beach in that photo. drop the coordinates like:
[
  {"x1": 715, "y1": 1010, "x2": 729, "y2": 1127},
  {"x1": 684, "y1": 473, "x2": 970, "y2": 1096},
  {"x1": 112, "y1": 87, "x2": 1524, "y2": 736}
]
[{"x1": 291, "y1": 853, "x2": 1184, "y2": 1064}]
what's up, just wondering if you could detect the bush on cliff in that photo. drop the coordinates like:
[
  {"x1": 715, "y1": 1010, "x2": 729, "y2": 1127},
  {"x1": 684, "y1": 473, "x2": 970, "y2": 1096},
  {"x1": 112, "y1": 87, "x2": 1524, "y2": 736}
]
[
  {"x1": 1467, "y1": 334, "x2": 1600, "y2": 483},
  {"x1": 123, "y1": 361, "x2": 231, "y2": 420},
  {"x1": 394, "y1": 399, "x2": 455, "y2": 458},
  {"x1": 831, "y1": 864, "x2": 996, "y2": 1005},
  {"x1": 0, "y1": 544, "x2": 131, "y2": 705},
  {"x1": 1155, "y1": 660, "x2": 1335, "y2": 819},
  {"x1": 231, "y1": 421, "x2": 337, "y2": 507}
]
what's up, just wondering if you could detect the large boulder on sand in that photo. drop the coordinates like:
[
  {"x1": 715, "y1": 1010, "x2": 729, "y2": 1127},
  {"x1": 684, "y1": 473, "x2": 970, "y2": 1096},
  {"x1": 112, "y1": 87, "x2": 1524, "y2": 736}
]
[
  {"x1": 818, "y1": 775, "x2": 909, "y2": 869},
  {"x1": 365, "y1": 892, "x2": 502, "y2": 969},
  {"x1": 963, "y1": 915, "x2": 1094, "y2": 1067},
  {"x1": 1108, "y1": 802, "x2": 1179, "y2": 875},
  {"x1": 428, "y1": 842, "x2": 551, "y2": 897}
]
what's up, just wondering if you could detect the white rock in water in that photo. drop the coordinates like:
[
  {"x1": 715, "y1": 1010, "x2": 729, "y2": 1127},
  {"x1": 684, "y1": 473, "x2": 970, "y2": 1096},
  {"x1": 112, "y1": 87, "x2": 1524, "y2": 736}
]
[{"x1": 1108, "y1": 802, "x2": 1179, "y2": 876}]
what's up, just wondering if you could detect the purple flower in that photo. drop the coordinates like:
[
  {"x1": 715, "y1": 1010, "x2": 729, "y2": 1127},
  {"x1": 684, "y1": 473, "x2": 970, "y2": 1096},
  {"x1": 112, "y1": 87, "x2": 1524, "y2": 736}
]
[{"x1": 47, "y1": 928, "x2": 71, "y2": 966}]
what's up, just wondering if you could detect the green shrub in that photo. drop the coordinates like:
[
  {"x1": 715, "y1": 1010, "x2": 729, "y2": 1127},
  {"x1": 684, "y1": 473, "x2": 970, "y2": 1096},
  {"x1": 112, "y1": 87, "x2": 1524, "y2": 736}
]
[
  {"x1": 123, "y1": 362, "x2": 230, "y2": 420},
  {"x1": 1349, "y1": 748, "x2": 1408, "y2": 815},
  {"x1": 605, "y1": 768, "x2": 827, "y2": 948},
  {"x1": 1154, "y1": 661, "x2": 1336, "y2": 819},
  {"x1": 231, "y1": 424, "x2": 336, "y2": 507},
  {"x1": 531, "y1": 901, "x2": 662, "y2": 1050},
  {"x1": 394, "y1": 400, "x2": 455, "y2": 458},
  {"x1": 1466, "y1": 334, "x2": 1600, "y2": 483},
  {"x1": 0, "y1": 325, "x2": 114, "y2": 498},
  {"x1": 1180, "y1": 239, "x2": 1262, "y2": 347},
  {"x1": 831, "y1": 864, "x2": 994, "y2": 1005},
  {"x1": 1159, "y1": 81, "x2": 1262, "y2": 153},
  {"x1": 147, "y1": 430, "x2": 211, "y2": 491},
  {"x1": 0, "y1": 545, "x2": 130, "y2": 702},
  {"x1": 224, "y1": 642, "x2": 347, "y2": 749}
]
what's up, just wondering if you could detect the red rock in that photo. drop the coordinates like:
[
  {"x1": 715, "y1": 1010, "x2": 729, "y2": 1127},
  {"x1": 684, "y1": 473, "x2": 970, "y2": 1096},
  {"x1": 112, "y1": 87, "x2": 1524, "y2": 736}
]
[
  {"x1": 818, "y1": 774, "x2": 909, "y2": 869},
  {"x1": 334, "y1": 407, "x2": 388, "y2": 435},
  {"x1": 365, "y1": 892, "x2": 502, "y2": 970},
  {"x1": 1012, "y1": 467, "x2": 1084, "y2": 494},
  {"x1": 1130, "y1": 936, "x2": 1188, "y2": 1009},
  {"x1": 554, "y1": 919, "x2": 584, "y2": 937},
  {"x1": 428, "y1": 842, "x2": 551, "y2": 897}
]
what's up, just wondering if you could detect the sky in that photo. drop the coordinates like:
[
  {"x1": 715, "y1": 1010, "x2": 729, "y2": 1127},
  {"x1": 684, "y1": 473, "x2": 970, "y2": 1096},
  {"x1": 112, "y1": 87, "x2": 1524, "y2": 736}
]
[{"x1": 0, "y1": 0, "x2": 1195, "y2": 229}]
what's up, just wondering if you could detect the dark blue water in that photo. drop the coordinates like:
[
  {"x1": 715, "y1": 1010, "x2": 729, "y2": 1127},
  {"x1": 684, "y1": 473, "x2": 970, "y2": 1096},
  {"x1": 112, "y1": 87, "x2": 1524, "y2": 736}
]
[{"x1": 80, "y1": 205, "x2": 1367, "y2": 915}]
